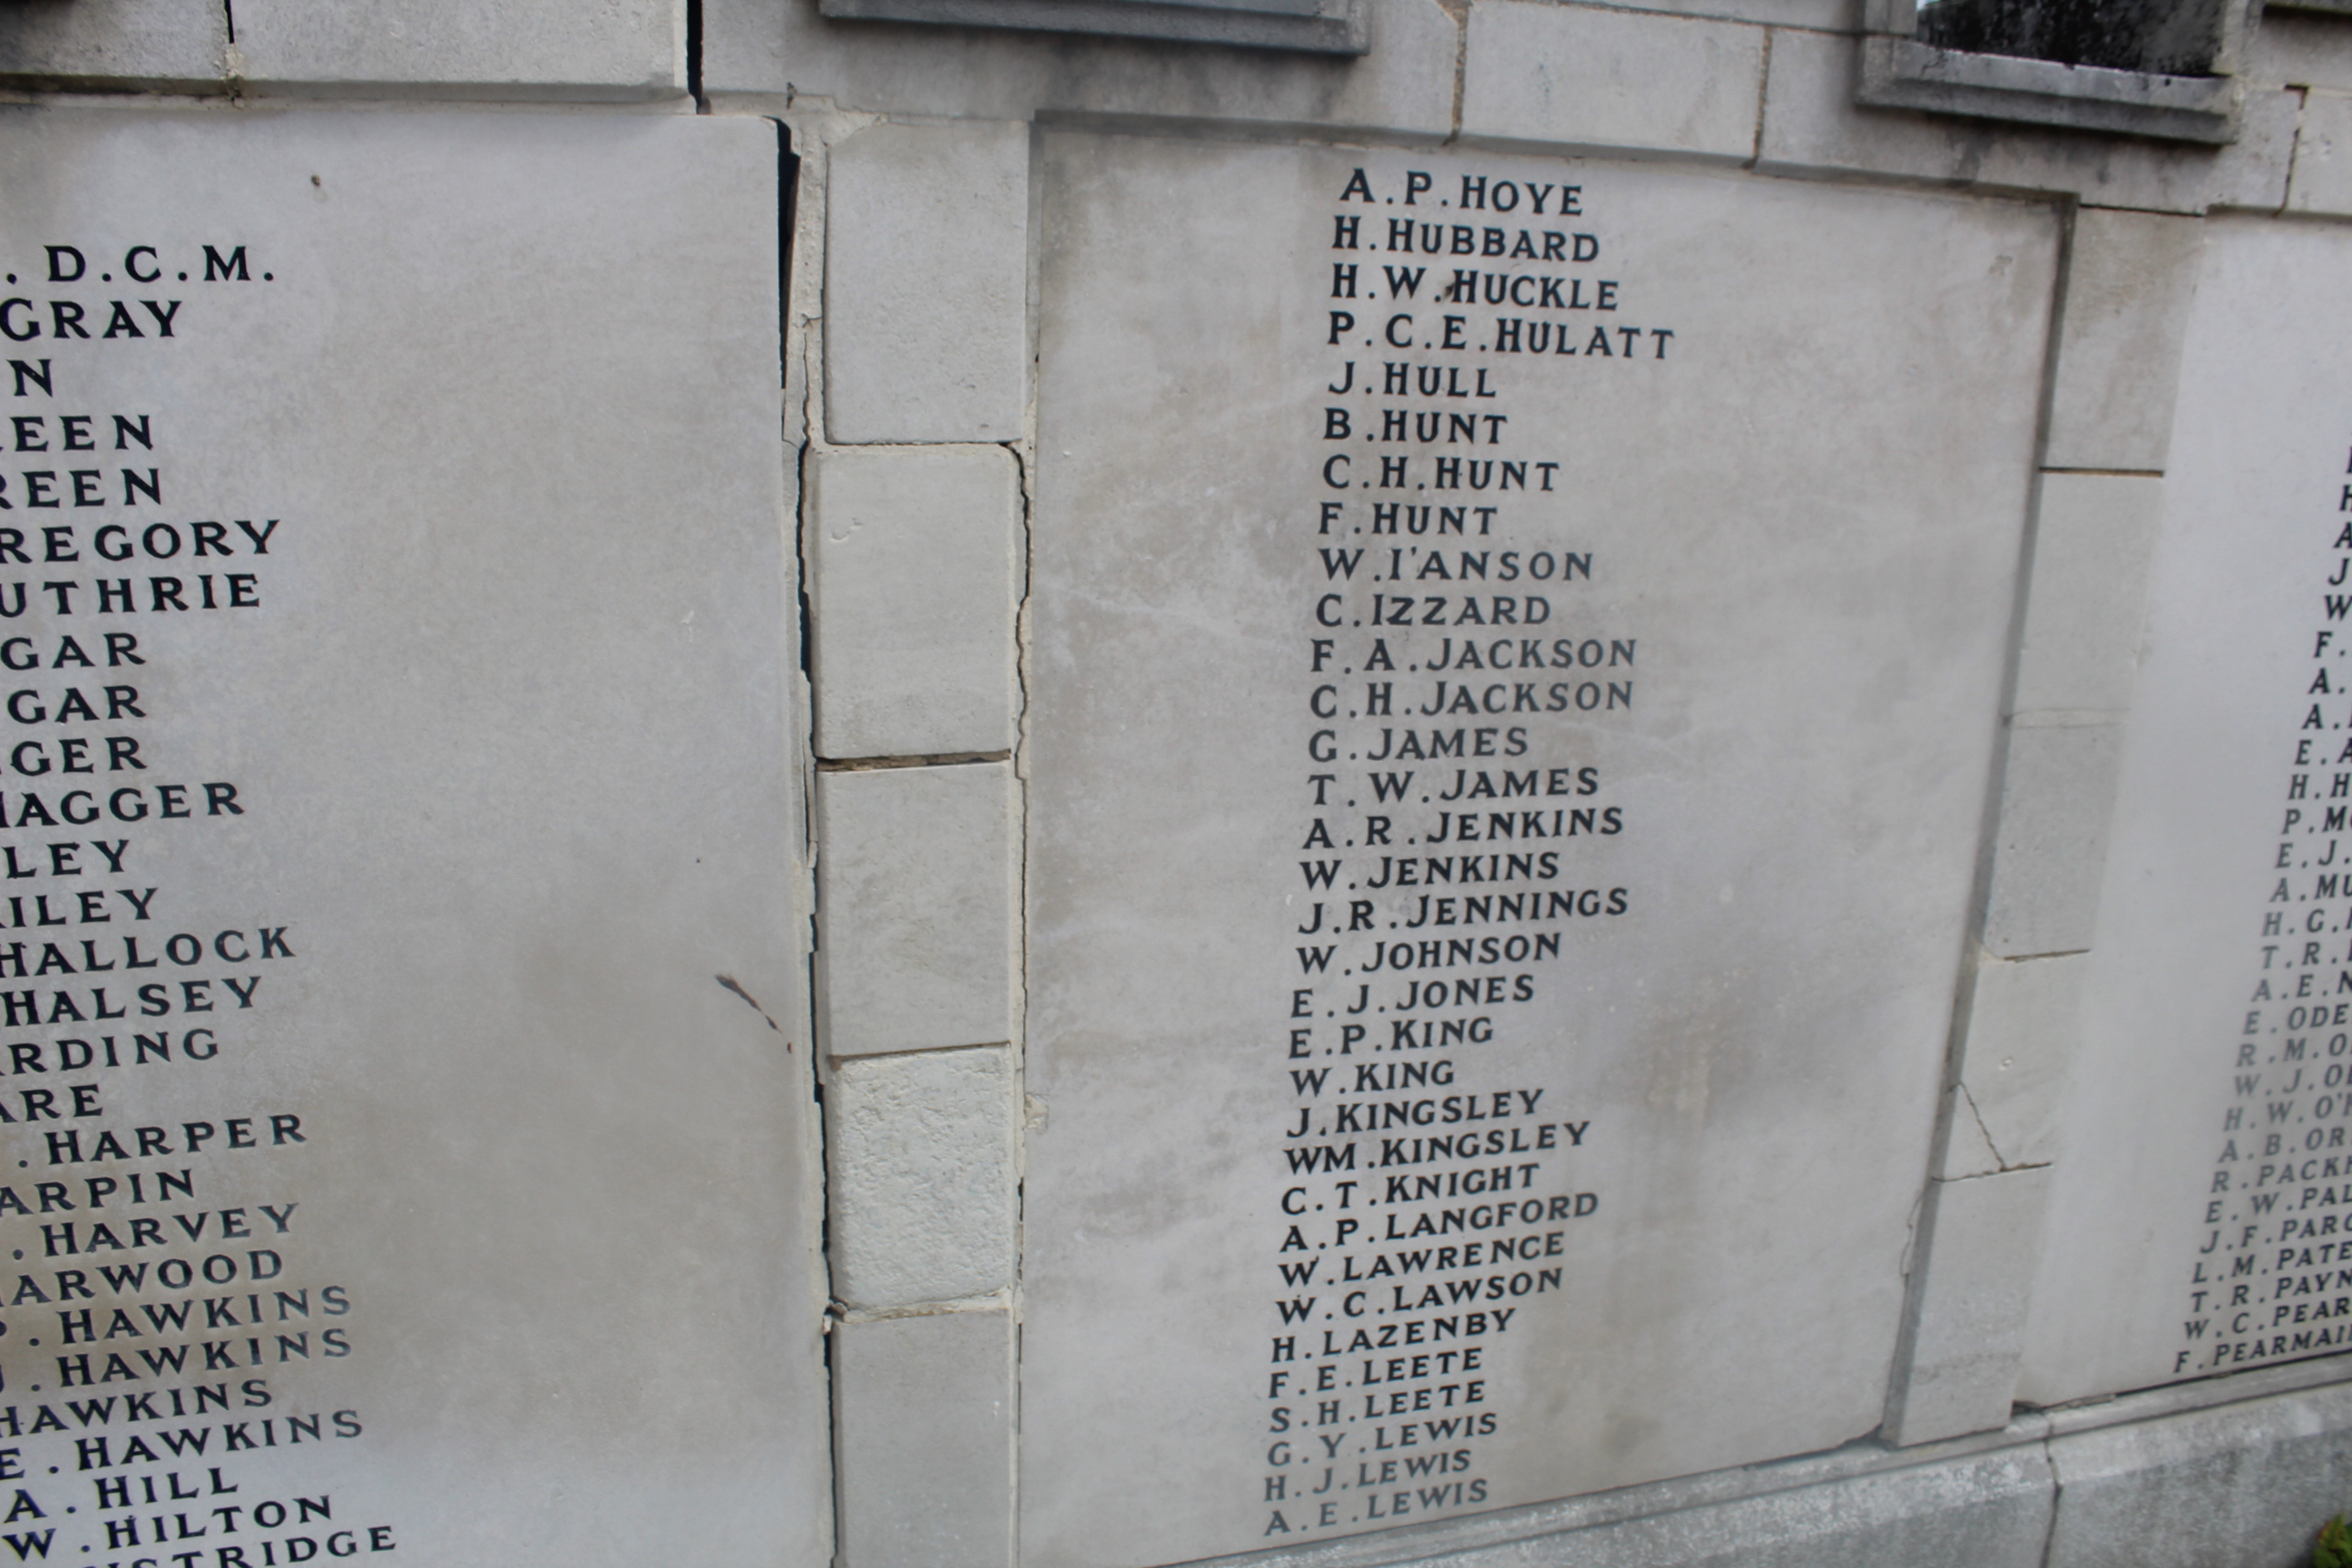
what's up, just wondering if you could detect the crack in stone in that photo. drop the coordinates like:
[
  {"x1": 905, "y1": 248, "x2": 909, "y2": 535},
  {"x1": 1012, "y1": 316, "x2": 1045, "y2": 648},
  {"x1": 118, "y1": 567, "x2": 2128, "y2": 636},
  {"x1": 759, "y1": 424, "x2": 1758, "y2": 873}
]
[{"x1": 1957, "y1": 1078, "x2": 2010, "y2": 1170}]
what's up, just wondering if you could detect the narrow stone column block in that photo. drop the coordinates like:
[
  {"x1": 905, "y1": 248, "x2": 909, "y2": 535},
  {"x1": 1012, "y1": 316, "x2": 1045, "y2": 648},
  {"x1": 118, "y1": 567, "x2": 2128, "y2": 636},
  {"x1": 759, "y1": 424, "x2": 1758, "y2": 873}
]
[
  {"x1": 825, "y1": 119, "x2": 1030, "y2": 445},
  {"x1": 1980, "y1": 722, "x2": 2126, "y2": 957},
  {"x1": 2012, "y1": 475, "x2": 2162, "y2": 716},
  {"x1": 810, "y1": 446, "x2": 1023, "y2": 760},
  {"x1": 828, "y1": 1045, "x2": 1018, "y2": 1308},
  {"x1": 2288, "y1": 89, "x2": 2352, "y2": 217},
  {"x1": 817, "y1": 761, "x2": 1017, "y2": 1055},
  {"x1": 835, "y1": 1310, "x2": 1015, "y2": 1568},
  {"x1": 1886, "y1": 1168, "x2": 2053, "y2": 1446},
  {"x1": 2043, "y1": 209, "x2": 2204, "y2": 474},
  {"x1": 1938, "y1": 953, "x2": 2088, "y2": 1180}
]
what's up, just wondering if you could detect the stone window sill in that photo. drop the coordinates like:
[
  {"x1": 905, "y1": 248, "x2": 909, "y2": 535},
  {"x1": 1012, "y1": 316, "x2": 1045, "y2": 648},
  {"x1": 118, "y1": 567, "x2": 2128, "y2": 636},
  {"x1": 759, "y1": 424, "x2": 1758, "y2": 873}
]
[
  {"x1": 813, "y1": 0, "x2": 1370, "y2": 54},
  {"x1": 1856, "y1": 5, "x2": 2244, "y2": 143}
]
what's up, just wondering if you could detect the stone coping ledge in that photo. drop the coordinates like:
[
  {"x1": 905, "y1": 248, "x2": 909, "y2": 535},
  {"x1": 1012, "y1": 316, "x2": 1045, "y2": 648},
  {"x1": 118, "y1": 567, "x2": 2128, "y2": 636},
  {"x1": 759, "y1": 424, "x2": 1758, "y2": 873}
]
[
  {"x1": 1857, "y1": 36, "x2": 2242, "y2": 142},
  {"x1": 1181, "y1": 1356, "x2": 2352, "y2": 1567},
  {"x1": 815, "y1": 0, "x2": 1370, "y2": 54}
]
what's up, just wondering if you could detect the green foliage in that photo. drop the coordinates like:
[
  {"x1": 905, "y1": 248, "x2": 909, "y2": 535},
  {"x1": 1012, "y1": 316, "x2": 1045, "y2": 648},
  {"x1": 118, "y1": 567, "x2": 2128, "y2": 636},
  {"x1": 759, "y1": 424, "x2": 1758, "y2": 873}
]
[{"x1": 2317, "y1": 1513, "x2": 2352, "y2": 1568}]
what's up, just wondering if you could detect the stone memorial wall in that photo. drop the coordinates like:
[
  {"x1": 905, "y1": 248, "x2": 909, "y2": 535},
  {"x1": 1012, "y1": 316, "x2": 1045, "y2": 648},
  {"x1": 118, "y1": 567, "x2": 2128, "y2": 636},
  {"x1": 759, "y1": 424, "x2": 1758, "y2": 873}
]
[
  {"x1": 7, "y1": 3, "x2": 2352, "y2": 1565},
  {"x1": 0, "y1": 110, "x2": 829, "y2": 1565}
]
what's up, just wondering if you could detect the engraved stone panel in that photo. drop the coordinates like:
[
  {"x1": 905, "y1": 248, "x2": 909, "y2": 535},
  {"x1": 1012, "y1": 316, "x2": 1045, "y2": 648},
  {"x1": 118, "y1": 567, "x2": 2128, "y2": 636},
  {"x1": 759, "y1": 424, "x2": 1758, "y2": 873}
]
[
  {"x1": 1021, "y1": 133, "x2": 2056, "y2": 1566},
  {"x1": 2021, "y1": 218, "x2": 2352, "y2": 1406},
  {"x1": 0, "y1": 108, "x2": 827, "y2": 1563}
]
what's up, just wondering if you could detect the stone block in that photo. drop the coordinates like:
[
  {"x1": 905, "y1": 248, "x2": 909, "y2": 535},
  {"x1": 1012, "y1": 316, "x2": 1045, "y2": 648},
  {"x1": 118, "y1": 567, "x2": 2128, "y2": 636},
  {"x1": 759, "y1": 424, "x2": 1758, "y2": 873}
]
[
  {"x1": 1758, "y1": 29, "x2": 2296, "y2": 215},
  {"x1": 809, "y1": 446, "x2": 1023, "y2": 760},
  {"x1": 1886, "y1": 1168, "x2": 2055, "y2": 1446},
  {"x1": 1979, "y1": 721, "x2": 2126, "y2": 958},
  {"x1": 1940, "y1": 952, "x2": 2087, "y2": 1176},
  {"x1": 231, "y1": 0, "x2": 686, "y2": 97},
  {"x1": 2011, "y1": 474, "x2": 2162, "y2": 714},
  {"x1": 703, "y1": 0, "x2": 1455, "y2": 138},
  {"x1": 2043, "y1": 211, "x2": 2203, "y2": 473},
  {"x1": 0, "y1": 0, "x2": 227, "y2": 91},
  {"x1": 2242, "y1": 11, "x2": 2352, "y2": 93},
  {"x1": 828, "y1": 1046, "x2": 1017, "y2": 1308},
  {"x1": 834, "y1": 1310, "x2": 1014, "y2": 1568},
  {"x1": 2288, "y1": 88, "x2": 2352, "y2": 216},
  {"x1": 1461, "y1": 1, "x2": 1765, "y2": 163},
  {"x1": 1640, "y1": 0, "x2": 1853, "y2": 35},
  {"x1": 2044, "y1": 1381, "x2": 2352, "y2": 1568},
  {"x1": 817, "y1": 762, "x2": 1016, "y2": 1056},
  {"x1": 824, "y1": 120, "x2": 1029, "y2": 446}
]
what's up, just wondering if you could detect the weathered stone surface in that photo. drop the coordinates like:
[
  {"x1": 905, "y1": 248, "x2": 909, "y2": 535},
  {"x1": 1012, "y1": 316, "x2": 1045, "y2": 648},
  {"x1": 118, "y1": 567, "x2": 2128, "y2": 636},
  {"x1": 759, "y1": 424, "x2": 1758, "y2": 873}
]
[
  {"x1": 0, "y1": 0, "x2": 227, "y2": 90},
  {"x1": 1461, "y1": 2, "x2": 1765, "y2": 163},
  {"x1": 230, "y1": 0, "x2": 686, "y2": 96},
  {"x1": 1886, "y1": 1168, "x2": 2055, "y2": 1446},
  {"x1": 2043, "y1": 1381, "x2": 2352, "y2": 1568},
  {"x1": 1979, "y1": 721, "x2": 2128, "y2": 958},
  {"x1": 1940, "y1": 953, "x2": 2089, "y2": 1177},
  {"x1": 2042, "y1": 211, "x2": 2203, "y2": 474},
  {"x1": 829, "y1": 1045, "x2": 1019, "y2": 1308}
]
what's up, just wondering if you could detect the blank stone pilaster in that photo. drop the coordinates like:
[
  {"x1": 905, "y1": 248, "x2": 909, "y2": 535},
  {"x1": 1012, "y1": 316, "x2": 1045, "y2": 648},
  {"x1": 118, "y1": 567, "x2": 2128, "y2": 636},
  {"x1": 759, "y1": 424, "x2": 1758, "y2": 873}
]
[
  {"x1": 825, "y1": 120, "x2": 1030, "y2": 445},
  {"x1": 809, "y1": 446, "x2": 1022, "y2": 760},
  {"x1": 828, "y1": 1046, "x2": 1017, "y2": 1309},
  {"x1": 834, "y1": 1310, "x2": 1014, "y2": 1568},
  {"x1": 2042, "y1": 209, "x2": 2203, "y2": 475},
  {"x1": 2011, "y1": 475, "x2": 2161, "y2": 716},
  {"x1": 816, "y1": 761, "x2": 1016, "y2": 1056},
  {"x1": 1886, "y1": 1167, "x2": 2054, "y2": 1447}
]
